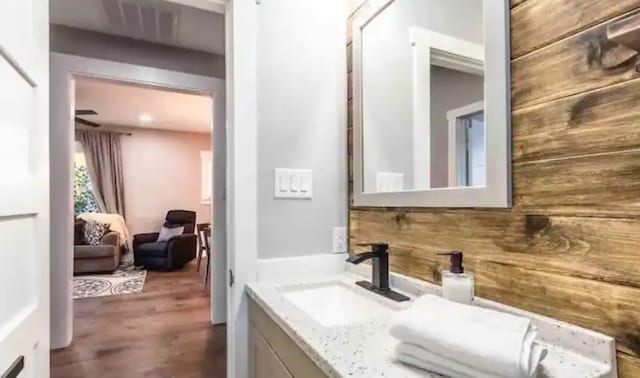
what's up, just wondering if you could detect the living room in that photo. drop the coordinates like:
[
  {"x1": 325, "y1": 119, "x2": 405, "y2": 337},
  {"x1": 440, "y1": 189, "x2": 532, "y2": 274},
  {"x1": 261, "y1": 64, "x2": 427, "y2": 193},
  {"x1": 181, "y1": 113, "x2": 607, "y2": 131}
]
[
  {"x1": 61, "y1": 70, "x2": 226, "y2": 374},
  {"x1": 72, "y1": 75, "x2": 214, "y2": 298}
]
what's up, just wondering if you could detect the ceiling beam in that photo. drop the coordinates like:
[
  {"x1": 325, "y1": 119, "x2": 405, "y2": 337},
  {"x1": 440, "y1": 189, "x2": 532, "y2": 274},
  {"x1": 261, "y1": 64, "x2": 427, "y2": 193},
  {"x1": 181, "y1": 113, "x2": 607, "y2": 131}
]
[{"x1": 162, "y1": 0, "x2": 226, "y2": 14}]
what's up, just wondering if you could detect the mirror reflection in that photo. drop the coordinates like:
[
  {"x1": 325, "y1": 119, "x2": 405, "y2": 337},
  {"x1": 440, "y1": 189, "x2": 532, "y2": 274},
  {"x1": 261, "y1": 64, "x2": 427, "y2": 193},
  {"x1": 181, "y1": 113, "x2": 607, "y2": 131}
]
[{"x1": 361, "y1": 0, "x2": 484, "y2": 193}]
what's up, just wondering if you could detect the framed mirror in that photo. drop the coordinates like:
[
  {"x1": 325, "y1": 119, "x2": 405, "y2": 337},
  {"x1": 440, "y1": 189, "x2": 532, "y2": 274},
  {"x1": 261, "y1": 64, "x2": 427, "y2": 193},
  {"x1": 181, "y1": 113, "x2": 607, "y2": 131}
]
[{"x1": 352, "y1": 0, "x2": 511, "y2": 208}]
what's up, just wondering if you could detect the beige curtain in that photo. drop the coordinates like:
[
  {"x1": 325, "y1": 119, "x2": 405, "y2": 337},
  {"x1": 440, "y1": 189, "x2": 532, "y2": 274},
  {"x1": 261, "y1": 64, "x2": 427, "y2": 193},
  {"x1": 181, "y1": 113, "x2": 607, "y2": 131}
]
[{"x1": 77, "y1": 129, "x2": 126, "y2": 217}]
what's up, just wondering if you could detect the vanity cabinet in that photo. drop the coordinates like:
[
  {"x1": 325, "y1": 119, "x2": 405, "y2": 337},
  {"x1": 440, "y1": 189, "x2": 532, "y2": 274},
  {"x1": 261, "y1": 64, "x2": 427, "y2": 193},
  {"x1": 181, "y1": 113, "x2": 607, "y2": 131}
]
[
  {"x1": 251, "y1": 327, "x2": 292, "y2": 378},
  {"x1": 249, "y1": 298, "x2": 327, "y2": 378}
]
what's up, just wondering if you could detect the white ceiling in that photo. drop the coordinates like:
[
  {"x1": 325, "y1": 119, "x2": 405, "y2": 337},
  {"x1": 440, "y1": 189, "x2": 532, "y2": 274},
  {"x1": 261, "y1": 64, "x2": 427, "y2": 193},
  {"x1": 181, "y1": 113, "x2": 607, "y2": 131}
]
[
  {"x1": 75, "y1": 77, "x2": 213, "y2": 133},
  {"x1": 50, "y1": 0, "x2": 225, "y2": 55}
]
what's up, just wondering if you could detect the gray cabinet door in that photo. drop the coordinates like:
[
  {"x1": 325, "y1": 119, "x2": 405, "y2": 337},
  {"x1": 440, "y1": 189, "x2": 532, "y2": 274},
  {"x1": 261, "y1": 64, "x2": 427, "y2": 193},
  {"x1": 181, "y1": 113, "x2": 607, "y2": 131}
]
[{"x1": 251, "y1": 325, "x2": 293, "y2": 378}]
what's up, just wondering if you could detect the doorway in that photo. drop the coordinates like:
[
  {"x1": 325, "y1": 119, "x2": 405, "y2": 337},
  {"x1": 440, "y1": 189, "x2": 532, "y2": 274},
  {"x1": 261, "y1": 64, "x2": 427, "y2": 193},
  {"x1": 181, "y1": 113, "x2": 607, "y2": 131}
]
[{"x1": 49, "y1": 54, "x2": 227, "y2": 356}]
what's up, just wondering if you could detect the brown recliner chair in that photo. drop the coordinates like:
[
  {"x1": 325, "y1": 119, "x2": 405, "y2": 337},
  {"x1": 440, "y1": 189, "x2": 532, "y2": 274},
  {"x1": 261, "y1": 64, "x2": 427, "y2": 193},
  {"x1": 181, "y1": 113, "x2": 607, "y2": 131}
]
[
  {"x1": 74, "y1": 231, "x2": 122, "y2": 274},
  {"x1": 132, "y1": 210, "x2": 197, "y2": 271}
]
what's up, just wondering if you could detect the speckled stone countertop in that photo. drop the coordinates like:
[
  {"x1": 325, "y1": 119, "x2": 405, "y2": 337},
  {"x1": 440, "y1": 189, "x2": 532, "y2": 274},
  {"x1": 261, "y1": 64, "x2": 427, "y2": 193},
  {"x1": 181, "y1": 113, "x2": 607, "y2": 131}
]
[{"x1": 245, "y1": 264, "x2": 617, "y2": 378}]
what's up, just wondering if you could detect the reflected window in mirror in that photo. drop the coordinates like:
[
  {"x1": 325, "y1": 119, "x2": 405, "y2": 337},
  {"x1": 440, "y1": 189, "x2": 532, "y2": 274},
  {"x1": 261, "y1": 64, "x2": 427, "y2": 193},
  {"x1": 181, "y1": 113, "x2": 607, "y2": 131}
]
[{"x1": 447, "y1": 103, "x2": 485, "y2": 188}]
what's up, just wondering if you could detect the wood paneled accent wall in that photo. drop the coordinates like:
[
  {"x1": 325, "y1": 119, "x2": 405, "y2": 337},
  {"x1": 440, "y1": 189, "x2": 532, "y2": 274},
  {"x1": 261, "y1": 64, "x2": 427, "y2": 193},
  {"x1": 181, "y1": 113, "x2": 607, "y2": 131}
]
[{"x1": 347, "y1": 1, "x2": 640, "y2": 375}]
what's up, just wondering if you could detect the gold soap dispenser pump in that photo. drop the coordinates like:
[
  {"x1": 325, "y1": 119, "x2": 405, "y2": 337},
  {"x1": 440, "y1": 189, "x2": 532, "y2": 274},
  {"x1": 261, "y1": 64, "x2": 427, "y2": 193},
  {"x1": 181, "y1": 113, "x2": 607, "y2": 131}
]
[{"x1": 437, "y1": 251, "x2": 474, "y2": 305}]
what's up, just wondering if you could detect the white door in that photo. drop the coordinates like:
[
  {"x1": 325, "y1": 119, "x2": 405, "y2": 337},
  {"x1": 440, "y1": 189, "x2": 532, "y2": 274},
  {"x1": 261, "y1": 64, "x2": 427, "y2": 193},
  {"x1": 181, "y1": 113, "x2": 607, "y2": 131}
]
[{"x1": 0, "y1": 1, "x2": 50, "y2": 378}]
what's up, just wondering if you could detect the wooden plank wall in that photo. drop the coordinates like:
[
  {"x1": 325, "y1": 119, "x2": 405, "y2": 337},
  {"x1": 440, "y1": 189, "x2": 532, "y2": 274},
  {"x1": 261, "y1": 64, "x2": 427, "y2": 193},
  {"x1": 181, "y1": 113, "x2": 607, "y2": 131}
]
[{"x1": 347, "y1": 1, "x2": 640, "y2": 375}]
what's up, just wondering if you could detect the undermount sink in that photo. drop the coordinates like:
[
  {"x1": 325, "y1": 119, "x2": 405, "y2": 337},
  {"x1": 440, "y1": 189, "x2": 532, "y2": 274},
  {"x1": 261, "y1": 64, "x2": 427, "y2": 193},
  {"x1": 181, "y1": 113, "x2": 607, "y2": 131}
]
[{"x1": 279, "y1": 281, "x2": 399, "y2": 327}]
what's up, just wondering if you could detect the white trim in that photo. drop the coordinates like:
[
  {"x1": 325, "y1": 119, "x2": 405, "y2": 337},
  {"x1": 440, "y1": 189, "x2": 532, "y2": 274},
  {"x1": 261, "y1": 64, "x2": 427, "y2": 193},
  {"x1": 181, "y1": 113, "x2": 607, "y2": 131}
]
[
  {"x1": 162, "y1": 0, "x2": 226, "y2": 13},
  {"x1": 352, "y1": 0, "x2": 511, "y2": 208},
  {"x1": 410, "y1": 28, "x2": 484, "y2": 76},
  {"x1": 256, "y1": 254, "x2": 347, "y2": 282},
  {"x1": 411, "y1": 36, "x2": 431, "y2": 189},
  {"x1": 447, "y1": 101, "x2": 484, "y2": 187},
  {"x1": 225, "y1": 1, "x2": 259, "y2": 378},
  {"x1": 50, "y1": 53, "x2": 227, "y2": 348}
]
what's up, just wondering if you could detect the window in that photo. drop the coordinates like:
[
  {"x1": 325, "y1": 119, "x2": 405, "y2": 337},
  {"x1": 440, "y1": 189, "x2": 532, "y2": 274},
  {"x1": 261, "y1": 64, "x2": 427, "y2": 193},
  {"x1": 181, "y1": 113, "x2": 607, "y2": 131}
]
[
  {"x1": 74, "y1": 142, "x2": 100, "y2": 214},
  {"x1": 201, "y1": 150, "x2": 212, "y2": 204},
  {"x1": 456, "y1": 111, "x2": 486, "y2": 187},
  {"x1": 446, "y1": 101, "x2": 486, "y2": 188}
]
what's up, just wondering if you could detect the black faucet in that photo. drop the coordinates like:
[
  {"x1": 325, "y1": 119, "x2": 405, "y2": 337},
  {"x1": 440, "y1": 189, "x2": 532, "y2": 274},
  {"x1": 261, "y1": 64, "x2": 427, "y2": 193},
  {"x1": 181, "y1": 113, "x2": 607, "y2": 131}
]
[{"x1": 346, "y1": 243, "x2": 409, "y2": 302}]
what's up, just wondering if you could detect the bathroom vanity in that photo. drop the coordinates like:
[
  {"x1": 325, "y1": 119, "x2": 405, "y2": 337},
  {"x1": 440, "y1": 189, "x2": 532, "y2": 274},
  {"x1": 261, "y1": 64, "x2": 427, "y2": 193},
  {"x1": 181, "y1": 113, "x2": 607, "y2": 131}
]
[
  {"x1": 249, "y1": 298, "x2": 326, "y2": 378},
  {"x1": 244, "y1": 0, "x2": 630, "y2": 375},
  {"x1": 246, "y1": 264, "x2": 617, "y2": 378},
  {"x1": 343, "y1": 0, "x2": 640, "y2": 374}
]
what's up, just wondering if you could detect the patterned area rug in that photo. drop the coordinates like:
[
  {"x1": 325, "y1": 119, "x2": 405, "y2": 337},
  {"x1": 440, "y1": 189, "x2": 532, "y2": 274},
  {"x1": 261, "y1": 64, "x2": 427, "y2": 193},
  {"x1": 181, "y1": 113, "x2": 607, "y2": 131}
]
[{"x1": 73, "y1": 264, "x2": 147, "y2": 299}]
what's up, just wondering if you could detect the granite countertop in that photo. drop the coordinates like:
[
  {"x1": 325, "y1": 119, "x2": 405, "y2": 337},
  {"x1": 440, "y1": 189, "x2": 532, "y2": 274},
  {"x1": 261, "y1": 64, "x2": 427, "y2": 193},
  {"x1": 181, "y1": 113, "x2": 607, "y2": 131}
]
[{"x1": 245, "y1": 265, "x2": 617, "y2": 378}]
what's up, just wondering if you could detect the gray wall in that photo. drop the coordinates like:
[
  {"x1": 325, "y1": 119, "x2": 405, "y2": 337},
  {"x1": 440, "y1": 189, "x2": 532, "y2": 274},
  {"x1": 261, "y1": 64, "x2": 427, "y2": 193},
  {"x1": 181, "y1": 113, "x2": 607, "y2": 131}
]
[
  {"x1": 361, "y1": 0, "x2": 483, "y2": 191},
  {"x1": 50, "y1": 25, "x2": 225, "y2": 78},
  {"x1": 256, "y1": 0, "x2": 348, "y2": 258},
  {"x1": 430, "y1": 66, "x2": 484, "y2": 188}
]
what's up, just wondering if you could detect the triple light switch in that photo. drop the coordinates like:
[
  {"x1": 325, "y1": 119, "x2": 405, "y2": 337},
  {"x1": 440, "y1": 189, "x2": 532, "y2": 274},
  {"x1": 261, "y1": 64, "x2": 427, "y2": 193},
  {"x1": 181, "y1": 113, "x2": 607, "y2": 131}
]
[{"x1": 274, "y1": 169, "x2": 313, "y2": 199}]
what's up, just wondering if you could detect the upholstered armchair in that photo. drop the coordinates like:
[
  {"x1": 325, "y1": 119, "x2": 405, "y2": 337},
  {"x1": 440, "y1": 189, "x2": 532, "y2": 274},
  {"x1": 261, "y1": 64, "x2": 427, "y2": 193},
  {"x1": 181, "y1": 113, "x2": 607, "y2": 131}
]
[
  {"x1": 133, "y1": 210, "x2": 197, "y2": 271},
  {"x1": 74, "y1": 230, "x2": 122, "y2": 274}
]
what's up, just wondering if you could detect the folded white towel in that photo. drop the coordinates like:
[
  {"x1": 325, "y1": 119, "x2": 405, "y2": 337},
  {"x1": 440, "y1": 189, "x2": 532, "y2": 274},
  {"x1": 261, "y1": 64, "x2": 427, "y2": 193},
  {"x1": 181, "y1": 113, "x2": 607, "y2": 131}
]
[
  {"x1": 390, "y1": 295, "x2": 547, "y2": 378},
  {"x1": 395, "y1": 343, "x2": 500, "y2": 378}
]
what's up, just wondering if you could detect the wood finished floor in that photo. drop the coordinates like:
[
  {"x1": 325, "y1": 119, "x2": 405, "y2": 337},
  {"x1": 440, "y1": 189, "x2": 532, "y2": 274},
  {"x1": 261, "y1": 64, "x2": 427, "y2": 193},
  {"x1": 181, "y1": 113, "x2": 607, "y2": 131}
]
[{"x1": 50, "y1": 262, "x2": 226, "y2": 378}]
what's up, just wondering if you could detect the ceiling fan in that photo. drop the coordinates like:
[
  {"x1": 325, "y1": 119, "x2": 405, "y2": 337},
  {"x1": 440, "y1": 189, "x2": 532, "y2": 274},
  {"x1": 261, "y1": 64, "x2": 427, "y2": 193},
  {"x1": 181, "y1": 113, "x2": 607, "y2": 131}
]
[{"x1": 75, "y1": 109, "x2": 100, "y2": 128}]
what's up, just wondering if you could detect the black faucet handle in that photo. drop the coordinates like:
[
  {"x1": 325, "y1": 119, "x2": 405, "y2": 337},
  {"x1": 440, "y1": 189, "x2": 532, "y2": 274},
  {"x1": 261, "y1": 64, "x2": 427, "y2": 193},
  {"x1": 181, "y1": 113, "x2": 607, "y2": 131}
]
[{"x1": 357, "y1": 242, "x2": 389, "y2": 254}]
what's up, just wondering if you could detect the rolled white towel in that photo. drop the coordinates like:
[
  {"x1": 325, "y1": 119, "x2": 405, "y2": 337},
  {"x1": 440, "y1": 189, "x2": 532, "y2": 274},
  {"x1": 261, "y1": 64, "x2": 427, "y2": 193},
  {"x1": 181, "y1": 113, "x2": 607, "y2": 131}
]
[{"x1": 390, "y1": 295, "x2": 547, "y2": 378}]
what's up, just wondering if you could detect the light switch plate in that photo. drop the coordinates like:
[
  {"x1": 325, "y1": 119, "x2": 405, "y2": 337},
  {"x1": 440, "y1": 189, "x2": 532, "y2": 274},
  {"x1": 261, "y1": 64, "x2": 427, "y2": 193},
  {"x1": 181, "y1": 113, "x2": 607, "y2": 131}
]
[
  {"x1": 274, "y1": 169, "x2": 312, "y2": 199},
  {"x1": 332, "y1": 227, "x2": 347, "y2": 253},
  {"x1": 376, "y1": 172, "x2": 404, "y2": 192}
]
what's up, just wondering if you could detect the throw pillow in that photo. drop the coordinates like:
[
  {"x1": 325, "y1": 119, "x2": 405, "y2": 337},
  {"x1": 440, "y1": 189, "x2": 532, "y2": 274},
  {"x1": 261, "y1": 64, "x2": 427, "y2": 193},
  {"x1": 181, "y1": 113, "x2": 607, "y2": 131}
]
[
  {"x1": 83, "y1": 220, "x2": 110, "y2": 246},
  {"x1": 74, "y1": 218, "x2": 86, "y2": 245},
  {"x1": 157, "y1": 225, "x2": 184, "y2": 242}
]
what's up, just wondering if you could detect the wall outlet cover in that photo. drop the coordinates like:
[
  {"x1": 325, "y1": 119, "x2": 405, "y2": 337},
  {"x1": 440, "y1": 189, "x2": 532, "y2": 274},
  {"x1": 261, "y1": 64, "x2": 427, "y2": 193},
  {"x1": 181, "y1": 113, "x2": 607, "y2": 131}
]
[{"x1": 332, "y1": 227, "x2": 347, "y2": 253}]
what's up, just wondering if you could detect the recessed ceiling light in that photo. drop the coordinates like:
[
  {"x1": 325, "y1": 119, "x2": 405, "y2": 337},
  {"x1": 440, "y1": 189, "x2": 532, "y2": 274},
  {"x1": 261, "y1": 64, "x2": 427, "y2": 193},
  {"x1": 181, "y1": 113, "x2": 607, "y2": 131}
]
[{"x1": 138, "y1": 113, "x2": 153, "y2": 124}]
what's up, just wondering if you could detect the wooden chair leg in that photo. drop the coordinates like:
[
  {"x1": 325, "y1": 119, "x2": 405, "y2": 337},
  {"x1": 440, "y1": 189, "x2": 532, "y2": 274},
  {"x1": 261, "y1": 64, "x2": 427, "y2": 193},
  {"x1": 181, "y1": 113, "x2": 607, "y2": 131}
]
[
  {"x1": 196, "y1": 247, "x2": 202, "y2": 272},
  {"x1": 205, "y1": 252, "x2": 211, "y2": 284}
]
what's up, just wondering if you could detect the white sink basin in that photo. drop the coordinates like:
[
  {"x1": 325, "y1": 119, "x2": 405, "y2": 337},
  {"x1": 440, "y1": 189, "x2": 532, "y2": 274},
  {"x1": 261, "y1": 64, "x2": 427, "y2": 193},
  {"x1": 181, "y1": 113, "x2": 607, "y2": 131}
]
[{"x1": 280, "y1": 281, "x2": 398, "y2": 327}]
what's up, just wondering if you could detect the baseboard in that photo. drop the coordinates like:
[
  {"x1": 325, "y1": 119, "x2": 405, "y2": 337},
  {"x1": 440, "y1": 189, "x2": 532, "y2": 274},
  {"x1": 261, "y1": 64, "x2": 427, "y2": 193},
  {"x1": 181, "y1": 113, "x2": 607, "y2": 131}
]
[{"x1": 256, "y1": 253, "x2": 347, "y2": 282}]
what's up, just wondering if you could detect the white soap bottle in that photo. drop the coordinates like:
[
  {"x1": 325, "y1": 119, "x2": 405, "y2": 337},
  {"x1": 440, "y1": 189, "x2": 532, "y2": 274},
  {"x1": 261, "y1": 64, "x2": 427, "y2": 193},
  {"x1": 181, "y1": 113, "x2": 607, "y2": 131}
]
[{"x1": 437, "y1": 251, "x2": 474, "y2": 305}]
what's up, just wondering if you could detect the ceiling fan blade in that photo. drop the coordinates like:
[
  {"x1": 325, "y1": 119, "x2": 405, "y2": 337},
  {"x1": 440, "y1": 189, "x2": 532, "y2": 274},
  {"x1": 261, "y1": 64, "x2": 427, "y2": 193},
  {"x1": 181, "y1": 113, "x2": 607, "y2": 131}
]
[
  {"x1": 75, "y1": 117, "x2": 101, "y2": 128},
  {"x1": 75, "y1": 109, "x2": 98, "y2": 116}
]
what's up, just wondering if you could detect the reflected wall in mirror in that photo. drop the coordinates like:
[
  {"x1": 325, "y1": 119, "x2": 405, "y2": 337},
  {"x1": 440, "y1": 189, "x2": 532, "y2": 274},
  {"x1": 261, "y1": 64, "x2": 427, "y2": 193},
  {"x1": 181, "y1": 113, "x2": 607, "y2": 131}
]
[
  {"x1": 352, "y1": 0, "x2": 510, "y2": 208},
  {"x1": 362, "y1": 0, "x2": 484, "y2": 193}
]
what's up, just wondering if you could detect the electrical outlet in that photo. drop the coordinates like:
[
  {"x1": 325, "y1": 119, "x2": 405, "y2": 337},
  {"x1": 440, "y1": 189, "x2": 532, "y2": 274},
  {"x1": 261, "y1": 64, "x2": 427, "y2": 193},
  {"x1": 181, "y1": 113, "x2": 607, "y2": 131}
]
[{"x1": 332, "y1": 227, "x2": 347, "y2": 253}]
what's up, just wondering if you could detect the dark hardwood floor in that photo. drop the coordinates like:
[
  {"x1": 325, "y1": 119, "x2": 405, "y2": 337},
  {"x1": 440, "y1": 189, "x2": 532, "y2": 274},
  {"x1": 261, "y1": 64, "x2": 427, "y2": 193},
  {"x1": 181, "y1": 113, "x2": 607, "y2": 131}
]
[{"x1": 51, "y1": 262, "x2": 226, "y2": 378}]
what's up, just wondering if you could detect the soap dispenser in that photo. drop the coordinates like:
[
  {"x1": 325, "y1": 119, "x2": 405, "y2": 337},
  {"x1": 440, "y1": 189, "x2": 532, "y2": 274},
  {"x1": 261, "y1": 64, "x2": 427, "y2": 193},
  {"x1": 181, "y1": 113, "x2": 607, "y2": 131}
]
[{"x1": 437, "y1": 251, "x2": 474, "y2": 305}]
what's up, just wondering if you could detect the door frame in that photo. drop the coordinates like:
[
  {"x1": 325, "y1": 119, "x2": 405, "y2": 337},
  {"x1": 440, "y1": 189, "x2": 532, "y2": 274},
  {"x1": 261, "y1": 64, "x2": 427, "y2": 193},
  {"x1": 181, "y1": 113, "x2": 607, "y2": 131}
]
[
  {"x1": 224, "y1": 1, "x2": 260, "y2": 377},
  {"x1": 50, "y1": 53, "x2": 227, "y2": 348},
  {"x1": 409, "y1": 27, "x2": 484, "y2": 190}
]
